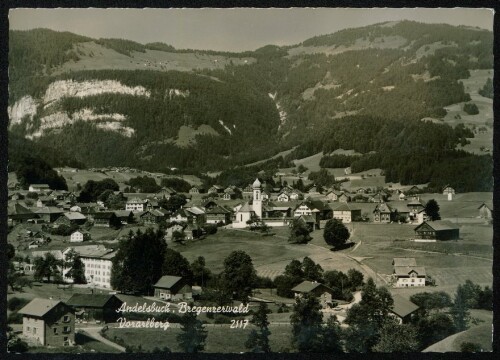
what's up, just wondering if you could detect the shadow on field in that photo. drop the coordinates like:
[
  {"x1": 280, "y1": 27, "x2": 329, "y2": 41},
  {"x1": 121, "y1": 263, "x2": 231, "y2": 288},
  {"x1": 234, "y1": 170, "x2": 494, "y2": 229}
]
[{"x1": 330, "y1": 242, "x2": 356, "y2": 251}]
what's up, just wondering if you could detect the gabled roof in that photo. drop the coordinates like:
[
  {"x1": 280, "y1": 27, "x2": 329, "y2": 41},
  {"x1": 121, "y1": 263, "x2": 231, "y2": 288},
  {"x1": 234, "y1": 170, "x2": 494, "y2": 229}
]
[
  {"x1": 19, "y1": 298, "x2": 66, "y2": 317},
  {"x1": 114, "y1": 210, "x2": 134, "y2": 217},
  {"x1": 66, "y1": 294, "x2": 122, "y2": 308},
  {"x1": 34, "y1": 206, "x2": 64, "y2": 214},
  {"x1": 392, "y1": 257, "x2": 417, "y2": 267},
  {"x1": 415, "y1": 220, "x2": 458, "y2": 232},
  {"x1": 93, "y1": 211, "x2": 116, "y2": 219},
  {"x1": 393, "y1": 266, "x2": 426, "y2": 276},
  {"x1": 154, "y1": 275, "x2": 183, "y2": 289},
  {"x1": 30, "y1": 184, "x2": 50, "y2": 189},
  {"x1": 332, "y1": 203, "x2": 358, "y2": 212},
  {"x1": 478, "y1": 202, "x2": 493, "y2": 210},
  {"x1": 185, "y1": 206, "x2": 206, "y2": 216},
  {"x1": 127, "y1": 197, "x2": 148, "y2": 204},
  {"x1": 63, "y1": 212, "x2": 87, "y2": 220},
  {"x1": 298, "y1": 215, "x2": 316, "y2": 223},
  {"x1": 407, "y1": 198, "x2": 425, "y2": 207},
  {"x1": 390, "y1": 294, "x2": 419, "y2": 318},
  {"x1": 291, "y1": 281, "x2": 334, "y2": 294},
  {"x1": 374, "y1": 203, "x2": 393, "y2": 213},
  {"x1": 237, "y1": 203, "x2": 254, "y2": 213},
  {"x1": 206, "y1": 205, "x2": 231, "y2": 214}
]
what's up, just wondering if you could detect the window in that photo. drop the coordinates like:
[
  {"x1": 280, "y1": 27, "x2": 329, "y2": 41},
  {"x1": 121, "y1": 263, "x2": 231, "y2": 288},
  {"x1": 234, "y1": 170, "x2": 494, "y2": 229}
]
[
  {"x1": 27, "y1": 326, "x2": 30, "y2": 332},
  {"x1": 33, "y1": 328, "x2": 37, "y2": 334},
  {"x1": 63, "y1": 326, "x2": 71, "y2": 333},
  {"x1": 63, "y1": 315, "x2": 70, "y2": 323},
  {"x1": 54, "y1": 328, "x2": 58, "y2": 334}
]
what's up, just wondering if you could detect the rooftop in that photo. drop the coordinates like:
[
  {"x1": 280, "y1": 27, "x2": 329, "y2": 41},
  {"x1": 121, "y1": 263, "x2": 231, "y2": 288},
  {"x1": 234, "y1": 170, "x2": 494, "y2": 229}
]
[
  {"x1": 18, "y1": 298, "x2": 66, "y2": 317},
  {"x1": 391, "y1": 294, "x2": 420, "y2": 318},
  {"x1": 66, "y1": 294, "x2": 122, "y2": 308},
  {"x1": 154, "y1": 275, "x2": 183, "y2": 289}
]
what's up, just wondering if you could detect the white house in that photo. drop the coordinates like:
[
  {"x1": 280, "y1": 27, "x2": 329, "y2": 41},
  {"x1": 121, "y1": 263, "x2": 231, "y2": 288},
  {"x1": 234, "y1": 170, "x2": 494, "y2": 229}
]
[
  {"x1": 125, "y1": 198, "x2": 147, "y2": 212},
  {"x1": 28, "y1": 184, "x2": 51, "y2": 192},
  {"x1": 69, "y1": 231, "x2": 91, "y2": 243},
  {"x1": 277, "y1": 192, "x2": 290, "y2": 202},
  {"x1": 392, "y1": 258, "x2": 426, "y2": 288}
]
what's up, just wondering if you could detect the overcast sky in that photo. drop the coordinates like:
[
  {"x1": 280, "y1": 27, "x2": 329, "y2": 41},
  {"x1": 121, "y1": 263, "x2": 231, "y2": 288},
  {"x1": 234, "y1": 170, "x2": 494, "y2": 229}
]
[{"x1": 9, "y1": 8, "x2": 494, "y2": 52}]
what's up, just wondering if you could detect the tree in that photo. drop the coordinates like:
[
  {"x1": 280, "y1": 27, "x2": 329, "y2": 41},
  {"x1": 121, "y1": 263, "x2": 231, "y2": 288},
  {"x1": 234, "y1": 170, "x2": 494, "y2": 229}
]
[
  {"x1": 463, "y1": 102, "x2": 479, "y2": 115},
  {"x1": 301, "y1": 257, "x2": 323, "y2": 282},
  {"x1": 78, "y1": 178, "x2": 119, "y2": 202},
  {"x1": 319, "y1": 315, "x2": 343, "y2": 353},
  {"x1": 450, "y1": 283, "x2": 471, "y2": 332},
  {"x1": 160, "y1": 194, "x2": 187, "y2": 213},
  {"x1": 347, "y1": 269, "x2": 364, "y2": 289},
  {"x1": 172, "y1": 230, "x2": 186, "y2": 244},
  {"x1": 344, "y1": 278, "x2": 394, "y2": 352},
  {"x1": 288, "y1": 219, "x2": 312, "y2": 244},
  {"x1": 64, "y1": 249, "x2": 86, "y2": 284},
  {"x1": 410, "y1": 291, "x2": 452, "y2": 312},
  {"x1": 220, "y1": 251, "x2": 257, "y2": 303},
  {"x1": 111, "y1": 228, "x2": 166, "y2": 294},
  {"x1": 163, "y1": 248, "x2": 193, "y2": 284},
  {"x1": 290, "y1": 294, "x2": 324, "y2": 352},
  {"x1": 372, "y1": 319, "x2": 420, "y2": 352},
  {"x1": 323, "y1": 218, "x2": 350, "y2": 248},
  {"x1": 415, "y1": 313, "x2": 456, "y2": 349},
  {"x1": 323, "y1": 270, "x2": 349, "y2": 299},
  {"x1": 33, "y1": 253, "x2": 63, "y2": 283},
  {"x1": 245, "y1": 303, "x2": 271, "y2": 352},
  {"x1": 425, "y1": 199, "x2": 441, "y2": 221},
  {"x1": 460, "y1": 342, "x2": 482, "y2": 352},
  {"x1": 176, "y1": 310, "x2": 208, "y2": 353},
  {"x1": 478, "y1": 77, "x2": 493, "y2": 99},
  {"x1": 190, "y1": 256, "x2": 211, "y2": 287},
  {"x1": 284, "y1": 259, "x2": 304, "y2": 279},
  {"x1": 274, "y1": 275, "x2": 301, "y2": 298}
]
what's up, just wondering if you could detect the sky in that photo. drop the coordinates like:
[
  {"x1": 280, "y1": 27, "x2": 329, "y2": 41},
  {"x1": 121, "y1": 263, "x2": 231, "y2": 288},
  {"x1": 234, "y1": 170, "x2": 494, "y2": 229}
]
[{"x1": 9, "y1": 8, "x2": 494, "y2": 52}]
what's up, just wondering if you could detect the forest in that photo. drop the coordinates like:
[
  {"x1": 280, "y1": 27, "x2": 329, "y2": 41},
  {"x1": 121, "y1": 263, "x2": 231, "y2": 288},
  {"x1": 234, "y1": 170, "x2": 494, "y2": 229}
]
[{"x1": 8, "y1": 21, "x2": 493, "y2": 191}]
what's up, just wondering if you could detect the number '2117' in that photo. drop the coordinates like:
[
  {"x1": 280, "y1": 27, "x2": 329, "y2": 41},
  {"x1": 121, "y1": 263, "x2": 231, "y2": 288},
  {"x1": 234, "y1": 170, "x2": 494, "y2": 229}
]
[{"x1": 230, "y1": 319, "x2": 249, "y2": 329}]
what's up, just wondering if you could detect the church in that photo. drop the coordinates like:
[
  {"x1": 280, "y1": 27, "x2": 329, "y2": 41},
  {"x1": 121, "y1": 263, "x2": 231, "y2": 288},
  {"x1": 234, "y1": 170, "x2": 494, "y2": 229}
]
[{"x1": 232, "y1": 178, "x2": 262, "y2": 228}]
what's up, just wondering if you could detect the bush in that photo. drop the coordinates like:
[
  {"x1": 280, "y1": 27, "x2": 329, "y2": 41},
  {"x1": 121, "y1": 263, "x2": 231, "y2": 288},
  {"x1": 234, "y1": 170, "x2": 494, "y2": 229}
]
[
  {"x1": 463, "y1": 102, "x2": 479, "y2": 115},
  {"x1": 8, "y1": 338, "x2": 29, "y2": 353},
  {"x1": 203, "y1": 224, "x2": 218, "y2": 235},
  {"x1": 460, "y1": 342, "x2": 482, "y2": 352},
  {"x1": 256, "y1": 276, "x2": 275, "y2": 288},
  {"x1": 7, "y1": 297, "x2": 30, "y2": 312}
]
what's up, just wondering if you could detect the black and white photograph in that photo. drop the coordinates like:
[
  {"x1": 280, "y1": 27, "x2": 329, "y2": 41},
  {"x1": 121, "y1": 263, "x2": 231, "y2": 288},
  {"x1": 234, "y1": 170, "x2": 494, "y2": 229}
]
[{"x1": 4, "y1": 6, "x2": 495, "y2": 354}]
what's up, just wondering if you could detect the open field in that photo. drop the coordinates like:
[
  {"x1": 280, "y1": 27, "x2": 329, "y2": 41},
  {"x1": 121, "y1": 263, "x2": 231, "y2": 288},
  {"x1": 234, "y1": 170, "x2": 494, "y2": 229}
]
[
  {"x1": 104, "y1": 324, "x2": 293, "y2": 353},
  {"x1": 54, "y1": 41, "x2": 256, "y2": 75}
]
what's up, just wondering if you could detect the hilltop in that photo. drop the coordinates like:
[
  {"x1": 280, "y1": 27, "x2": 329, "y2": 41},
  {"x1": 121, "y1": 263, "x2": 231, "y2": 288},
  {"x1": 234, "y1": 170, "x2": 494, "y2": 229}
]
[{"x1": 8, "y1": 21, "x2": 493, "y2": 191}]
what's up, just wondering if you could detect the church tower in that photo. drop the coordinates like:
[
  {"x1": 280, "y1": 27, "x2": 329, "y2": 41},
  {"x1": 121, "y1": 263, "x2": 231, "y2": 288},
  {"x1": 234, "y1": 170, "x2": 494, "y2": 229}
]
[{"x1": 252, "y1": 178, "x2": 262, "y2": 219}]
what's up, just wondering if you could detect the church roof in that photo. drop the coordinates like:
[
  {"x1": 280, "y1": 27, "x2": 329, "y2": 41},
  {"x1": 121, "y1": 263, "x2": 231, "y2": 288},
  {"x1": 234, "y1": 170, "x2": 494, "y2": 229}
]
[{"x1": 252, "y1": 178, "x2": 261, "y2": 189}]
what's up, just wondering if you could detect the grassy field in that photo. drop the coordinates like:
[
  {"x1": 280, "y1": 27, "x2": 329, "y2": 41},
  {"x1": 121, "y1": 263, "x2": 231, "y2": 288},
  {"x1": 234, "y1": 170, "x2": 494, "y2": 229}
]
[
  {"x1": 28, "y1": 332, "x2": 121, "y2": 353},
  {"x1": 55, "y1": 41, "x2": 256, "y2": 75},
  {"x1": 105, "y1": 325, "x2": 293, "y2": 353},
  {"x1": 452, "y1": 324, "x2": 493, "y2": 352}
]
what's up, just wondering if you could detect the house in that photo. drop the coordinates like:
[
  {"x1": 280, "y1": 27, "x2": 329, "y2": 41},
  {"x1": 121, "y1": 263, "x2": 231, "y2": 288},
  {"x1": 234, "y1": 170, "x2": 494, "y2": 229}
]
[
  {"x1": 222, "y1": 190, "x2": 236, "y2": 200},
  {"x1": 277, "y1": 192, "x2": 290, "y2": 202},
  {"x1": 125, "y1": 198, "x2": 147, "y2": 212},
  {"x1": 55, "y1": 212, "x2": 87, "y2": 226},
  {"x1": 373, "y1": 203, "x2": 396, "y2": 223},
  {"x1": 153, "y1": 275, "x2": 192, "y2": 301},
  {"x1": 478, "y1": 202, "x2": 493, "y2": 219},
  {"x1": 189, "y1": 186, "x2": 205, "y2": 194},
  {"x1": 332, "y1": 203, "x2": 362, "y2": 223},
  {"x1": 389, "y1": 294, "x2": 420, "y2": 324},
  {"x1": 36, "y1": 196, "x2": 57, "y2": 208},
  {"x1": 442, "y1": 185, "x2": 456, "y2": 195},
  {"x1": 71, "y1": 245, "x2": 116, "y2": 289},
  {"x1": 414, "y1": 221, "x2": 460, "y2": 240},
  {"x1": 170, "y1": 208, "x2": 193, "y2": 224},
  {"x1": 297, "y1": 215, "x2": 316, "y2": 232},
  {"x1": 204, "y1": 205, "x2": 231, "y2": 224},
  {"x1": 155, "y1": 187, "x2": 177, "y2": 199},
  {"x1": 308, "y1": 186, "x2": 319, "y2": 195},
  {"x1": 392, "y1": 257, "x2": 426, "y2": 288},
  {"x1": 165, "y1": 223, "x2": 187, "y2": 240},
  {"x1": 368, "y1": 192, "x2": 387, "y2": 203},
  {"x1": 92, "y1": 212, "x2": 120, "y2": 228},
  {"x1": 208, "y1": 185, "x2": 224, "y2": 195},
  {"x1": 291, "y1": 281, "x2": 338, "y2": 308},
  {"x1": 185, "y1": 206, "x2": 206, "y2": 226},
  {"x1": 34, "y1": 207, "x2": 64, "y2": 223},
  {"x1": 113, "y1": 210, "x2": 134, "y2": 225},
  {"x1": 140, "y1": 209, "x2": 166, "y2": 225},
  {"x1": 19, "y1": 298, "x2": 75, "y2": 347},
  {"x1": 7, "y1": 203, "x2": 39, "y2": 225},
  {"x1": 66, "y1": 294, "x2": 123, "y2": 323},
  {"x1": 325, "y1": 190, "x2": 342, "y2": 202},
  {"x1": 289, "y1": 190, "x2": 303, "y2": 201},
  {"x1": 338, "y1": 193, "x2": 351, "y2": 203},
  {"x1": 29, "y1": 184, "x2": 51, "y2": 192},
  {"x1": 70, "y1": 231, "x2": 91, "y2": 243}
]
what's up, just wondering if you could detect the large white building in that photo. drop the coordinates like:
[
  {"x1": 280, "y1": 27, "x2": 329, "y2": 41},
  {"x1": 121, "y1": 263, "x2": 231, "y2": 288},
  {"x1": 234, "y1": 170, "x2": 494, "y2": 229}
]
[
  {"x1": 125, "y1": 198, "x2": 147, "y2": 212},
  {"x1": 64, "y1": 245, "x2": 116, "y2": 289}
]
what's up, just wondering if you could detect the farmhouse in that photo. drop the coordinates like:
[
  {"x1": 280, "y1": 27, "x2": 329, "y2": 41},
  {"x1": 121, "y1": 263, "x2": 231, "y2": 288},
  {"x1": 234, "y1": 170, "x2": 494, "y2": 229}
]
[
  {"x1": 34, "y1": 206, "x2": 64, "y2": 223},
  {"x1": 140, "y1": 209, "x2": 166, "y2": 225},
  {"x1": 205, "y1": 205, "x2": 232, "y2": 225},
  {"x1": 277, "y1": 191, "x2": 290, "y2": 202},
  {"x1": 114, "y1": 210, "x2": 135, "y2": 225},
  {"x1": 297, "y1": 215, "x2": 317, "y2": 232},
  {"x1": 170, "y1": 208, "x2": 193, "y2": 224},
  {"x1": 185, "y1": 206, "x2": 207, "y2": 225},
  {"x1": 7, "y1": 203, "x2": 39, "y2": 225},
  {"x1": 55, "y1": 212, "x2": 87, "y2": 226},
  {"x1": 153, "y1": 275, "x2": 192, "y2": 301},
  {"x1": 208, "y1": 185, "x2": 224, "y2": 194},
  {"x1": 66, "y1": 294, "x2": 123, "y2": 323},
  {"x1": 291, "y1": 281, "x2": 338, "y2": 308},
  {"x1": 325, "y1": 190, "x2": 342, "y2": 202},
  {"x1": 19, "y1": 298, "x2": 75, "y2": 347},
  {"x1": 414, "y1": 220, "x2": 459, "y2": 240},
  {"x1": 289, "y1": 190, "x2": 303, "y2": 200},
  {"x1": 332, "y1": 203, "x2": 361, "y2": 223},
  {"x1": 338, "y1": 193, "x2": 351, "y2": 203},
  {"x1": 392, "y1": 256, "x2": 426, "y2": 288},
  {"x1": 189, "y1": 186, "x2": 205, "y2": 194},
  {"x1": 389, "y1": 294, "x2": 420, "y2": 324}
]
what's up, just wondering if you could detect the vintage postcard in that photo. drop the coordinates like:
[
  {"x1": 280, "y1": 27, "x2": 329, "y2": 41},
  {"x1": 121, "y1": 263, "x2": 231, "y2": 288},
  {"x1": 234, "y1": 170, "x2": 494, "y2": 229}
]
[{"x1": 5, "y1": 7, "x2": 494, "y2": 354}]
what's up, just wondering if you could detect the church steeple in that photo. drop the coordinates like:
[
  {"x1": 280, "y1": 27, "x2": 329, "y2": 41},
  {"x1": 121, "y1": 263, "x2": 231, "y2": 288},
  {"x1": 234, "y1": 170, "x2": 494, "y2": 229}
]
[{"x1": 252, "y1": 178, "x2": 262, "y2": 218}]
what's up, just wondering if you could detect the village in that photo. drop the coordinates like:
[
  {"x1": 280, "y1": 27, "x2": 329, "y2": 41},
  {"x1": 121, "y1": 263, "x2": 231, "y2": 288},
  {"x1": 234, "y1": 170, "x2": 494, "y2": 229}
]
[{"x1": 6, "y1": 165, "x2": 493, "y2": 353}]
